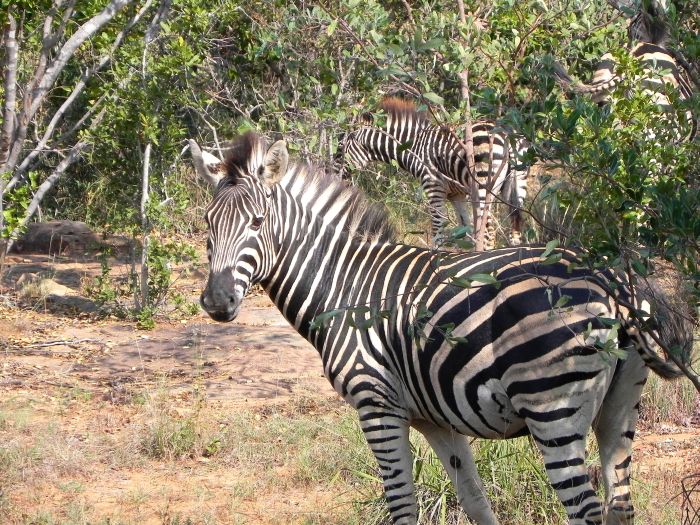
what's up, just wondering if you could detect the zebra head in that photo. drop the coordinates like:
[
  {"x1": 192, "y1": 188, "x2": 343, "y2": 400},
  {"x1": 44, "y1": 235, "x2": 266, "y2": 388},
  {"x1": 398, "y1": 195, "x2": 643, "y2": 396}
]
[{"x1": 200, "y1": 132, "x2": 288, "y2": 322}]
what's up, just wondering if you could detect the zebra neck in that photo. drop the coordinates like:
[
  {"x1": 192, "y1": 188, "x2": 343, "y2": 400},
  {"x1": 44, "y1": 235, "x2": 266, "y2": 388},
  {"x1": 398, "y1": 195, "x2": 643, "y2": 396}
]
[
  {"x1": 262, "y1": 213, "x2": 420, "y2": 347},
  {"x1": 360, "y1": 123, "x2": 425, "y2": 175}
]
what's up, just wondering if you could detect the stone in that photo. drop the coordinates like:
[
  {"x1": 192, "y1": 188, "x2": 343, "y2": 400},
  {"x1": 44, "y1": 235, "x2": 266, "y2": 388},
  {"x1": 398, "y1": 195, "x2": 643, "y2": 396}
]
[{"x1": 11, "y1": 220, "x2": 102, "y2": 255}]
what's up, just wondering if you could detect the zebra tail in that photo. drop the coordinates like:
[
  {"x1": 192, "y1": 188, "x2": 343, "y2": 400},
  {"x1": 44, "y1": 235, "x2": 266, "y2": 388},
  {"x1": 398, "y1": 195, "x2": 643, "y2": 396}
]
[{"x1": 621, "y1": 276, "x2": 696, "y2": 380}]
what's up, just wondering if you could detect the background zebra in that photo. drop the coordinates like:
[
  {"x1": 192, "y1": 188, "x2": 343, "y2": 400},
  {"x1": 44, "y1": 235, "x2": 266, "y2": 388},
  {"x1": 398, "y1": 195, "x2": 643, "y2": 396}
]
[
  {"x1": 200, "y1": 132, "x2": 694, "y2": 525},
  {"x1": 337, "y1": 98, "x2": 530, "y2": 249},
  {"x1": 552, "y1": 1, "x2": 697, "y2": 143}
]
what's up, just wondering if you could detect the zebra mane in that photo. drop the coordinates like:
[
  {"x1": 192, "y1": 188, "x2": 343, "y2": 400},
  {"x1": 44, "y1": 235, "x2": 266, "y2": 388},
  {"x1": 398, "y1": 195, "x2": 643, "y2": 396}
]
[
  {"x1": 379, "y1": 97, "x2": 428, "y2": 127},
  {"x1": 280, "y1": 162, "x2": 396, "y2": 243},
  {"x1": 224, "y1": 132, "x2": 395, "y2": 243},
  {"x1": 223, "y1": 131, "x2": 265, "y2": 184}
]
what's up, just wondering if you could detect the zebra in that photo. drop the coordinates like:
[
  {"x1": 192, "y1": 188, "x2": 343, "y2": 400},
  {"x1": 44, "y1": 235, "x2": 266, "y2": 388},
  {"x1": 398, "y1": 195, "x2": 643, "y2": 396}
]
[
  {"x1": 337, "y1": 97, "x2": 530, "y2": 249},
  {"x1": 552, "y1": 1, "x2": 697, "y2": 143},
  {"x1": 199, "y1": 131, "x2": 693, "y2": 525}
]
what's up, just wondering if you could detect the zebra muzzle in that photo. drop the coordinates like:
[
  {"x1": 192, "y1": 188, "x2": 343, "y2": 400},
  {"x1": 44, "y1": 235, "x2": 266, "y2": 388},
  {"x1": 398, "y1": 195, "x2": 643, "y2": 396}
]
[{"x1": 200, "y1": 281, "x2": 242, "y2": 322}]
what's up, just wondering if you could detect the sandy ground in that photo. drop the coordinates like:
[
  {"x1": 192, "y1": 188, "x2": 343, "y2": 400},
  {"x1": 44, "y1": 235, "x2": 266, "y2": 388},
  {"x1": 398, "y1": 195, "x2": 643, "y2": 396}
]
[{"x1": 1, "y1": 250, "x2": 699, "y2": 524}]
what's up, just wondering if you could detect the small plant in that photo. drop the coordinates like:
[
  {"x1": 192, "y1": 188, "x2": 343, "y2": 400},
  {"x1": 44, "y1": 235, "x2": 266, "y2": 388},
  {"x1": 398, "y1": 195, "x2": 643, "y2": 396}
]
[
  {"x1": 136, "y1": 305, "x2": 157, "y2": 330},
  {"x1": 141, "y1": 414, "x2": 198, "y2": 460},
  {"x1": 138, "y1": 387, "x2": 221, "y2": 461},
  {"x1": 84, "y1": 247, "x2": 133, "y2": 318}
]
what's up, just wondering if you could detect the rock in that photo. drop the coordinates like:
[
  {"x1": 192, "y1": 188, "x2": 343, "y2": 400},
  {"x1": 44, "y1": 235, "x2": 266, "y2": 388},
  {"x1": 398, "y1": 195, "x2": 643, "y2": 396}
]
[
  {"x1": 19, "y1": 277, "x2": 73, "y2": 299},
  {"x1": 11, "y1": 221, "x2": 102, "y2": 255},
  {"x1": 15, "y1": 272, "x2": 40, "y2": 286}
]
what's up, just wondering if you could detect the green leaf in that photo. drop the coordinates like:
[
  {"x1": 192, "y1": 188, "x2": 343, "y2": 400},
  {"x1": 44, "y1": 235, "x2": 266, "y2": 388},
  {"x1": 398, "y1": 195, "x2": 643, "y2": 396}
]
[
  {"x1": 423, "y1": 92, "x2": 444, "y2": 106},
  {"x1": 631, "y1": 259, "x2": 648, "y2": 277},
  {"x1": 310, "y1": 309, "x2": 345, "y2": 330},
  {"x1": 541, "y1": 239, "x2": 559, "y2": 258},
  {"x1": 327, "y1": 19, "x2": 338, "y2": 36},
  {"x1": 554, "y1": 295, "x2": 572, "y2": 308},
  {"x1": 540, "y1": 253, "x2": 562, "y2": 265}
]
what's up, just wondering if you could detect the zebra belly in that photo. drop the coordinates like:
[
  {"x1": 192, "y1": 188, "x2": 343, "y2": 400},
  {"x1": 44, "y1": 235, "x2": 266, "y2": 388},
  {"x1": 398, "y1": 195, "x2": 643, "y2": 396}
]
[{"x1": 413, "y1": 377, "x2": 528, "y2": 439}]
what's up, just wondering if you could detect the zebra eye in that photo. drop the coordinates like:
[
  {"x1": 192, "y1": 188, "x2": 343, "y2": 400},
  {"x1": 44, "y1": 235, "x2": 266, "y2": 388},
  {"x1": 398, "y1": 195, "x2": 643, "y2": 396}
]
[{"x1": 250, "y1": 216, "x2": 264, "y2": 231}]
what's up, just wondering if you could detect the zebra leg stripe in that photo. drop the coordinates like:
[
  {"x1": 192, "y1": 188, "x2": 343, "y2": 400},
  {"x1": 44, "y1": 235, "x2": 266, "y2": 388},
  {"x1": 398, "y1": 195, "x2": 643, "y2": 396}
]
[
  {"x1": 593, "y1": 354, "x2": 648, "y2": 525},
  {"x1": 532, "y1": 432, "x2": 604, "y2": 524},
  {"x1": 358, "y1": 408, "x2": 417, "y2": 524},
  {"x1": 423, "y1": 174, "x2": 449, "y2": 244},
  {"x1": 414, "y1": 420, "x2": 499, "y2": 525}
]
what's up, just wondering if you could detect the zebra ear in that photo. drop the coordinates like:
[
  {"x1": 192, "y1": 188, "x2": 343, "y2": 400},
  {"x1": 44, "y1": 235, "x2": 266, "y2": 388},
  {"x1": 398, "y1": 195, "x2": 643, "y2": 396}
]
[
  {"x1": 189, "y1": 139, "x2": 225, "y2": 187},
  {"x1": 262, "y1": 140, "x2": 289, "y2": 186}
]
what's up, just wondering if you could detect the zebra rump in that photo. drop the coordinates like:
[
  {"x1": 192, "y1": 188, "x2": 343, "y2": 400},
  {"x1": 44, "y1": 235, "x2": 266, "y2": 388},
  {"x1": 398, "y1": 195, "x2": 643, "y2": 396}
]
[{"x1": 200, "y1": 132, "x2": 694, "y2": 525}]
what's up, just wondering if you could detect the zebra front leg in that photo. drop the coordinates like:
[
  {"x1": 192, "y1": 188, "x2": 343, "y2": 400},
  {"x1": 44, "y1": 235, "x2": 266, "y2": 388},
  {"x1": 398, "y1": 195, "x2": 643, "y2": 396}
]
[
  {"x1": 422, "y1": 174, "x2": 449, "y2": 246},
  {"x1": 413, "y1": 420, "x2": 499, "y2": 525},
  {"x1": 475, "y1": 185, "x2": 497, "y2": 250},
  {"x1": 358, "y1": 408, "x2": 417, "y2": 524}
]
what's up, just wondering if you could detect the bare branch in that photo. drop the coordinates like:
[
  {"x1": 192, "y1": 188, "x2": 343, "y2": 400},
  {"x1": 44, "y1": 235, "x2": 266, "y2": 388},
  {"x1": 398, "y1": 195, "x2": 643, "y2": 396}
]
[
  {"x1": 8, "y1": 0, "x2": 153, "y2": 190},
  {"x1": 0, "y1": 12, "x2": 18, "y2": 171},
  {"x1": 5, "y1": 0, "x2": 133, "y2": 172},
  {"x1": 139, "y1": 142, "x2": 152, "y2": 309},
  {"x1": 400, "y1": 0, "x2": 414, "y2": 26}
]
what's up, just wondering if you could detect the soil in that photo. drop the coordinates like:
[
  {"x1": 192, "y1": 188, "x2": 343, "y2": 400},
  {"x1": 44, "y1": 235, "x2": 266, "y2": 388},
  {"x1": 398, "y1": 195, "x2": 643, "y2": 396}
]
[{"x1": 1, "y1": 249, "x2": 699, "y2": 524}]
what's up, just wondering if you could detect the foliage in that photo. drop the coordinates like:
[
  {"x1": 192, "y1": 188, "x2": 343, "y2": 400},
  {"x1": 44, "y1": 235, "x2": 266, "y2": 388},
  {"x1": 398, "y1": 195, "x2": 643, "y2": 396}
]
[
  {"x1": 350, "y1": 430, "x2": 567, "y2": 524},
  {"x1": 84, "y1": 236, "x2": 197, "y2": 327},
  {"x1": 3, "y1": 1, "x2": 698, "y2": 326},
  {"x1": 0, "y1": 171, "x2": 37, "y2": 239}
]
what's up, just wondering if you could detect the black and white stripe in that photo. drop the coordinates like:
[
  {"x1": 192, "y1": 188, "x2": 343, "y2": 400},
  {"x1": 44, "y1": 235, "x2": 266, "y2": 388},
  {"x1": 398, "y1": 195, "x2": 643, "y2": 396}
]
[
  {"x1": 553, "y1": 4, "x2": 697, "y2": 143},
  {"x1": 200, "y1": 132, "x2": 693, "y2": 525},
  {"x1": 338, "y1": 98, "x2": 530, "y2": 249}
]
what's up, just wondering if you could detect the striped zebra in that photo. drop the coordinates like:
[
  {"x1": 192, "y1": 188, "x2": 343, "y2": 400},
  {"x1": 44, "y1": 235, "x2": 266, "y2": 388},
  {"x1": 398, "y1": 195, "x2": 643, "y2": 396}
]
[
  {"x1": 337, "y1": 98, "x2": 530, "y2": 249},
  {"x1": 553, "y1": 1, "x2": 697, "y2": 143},
  {"x1": 199, "y1": 132, "x2": 693, "y2": 525}
]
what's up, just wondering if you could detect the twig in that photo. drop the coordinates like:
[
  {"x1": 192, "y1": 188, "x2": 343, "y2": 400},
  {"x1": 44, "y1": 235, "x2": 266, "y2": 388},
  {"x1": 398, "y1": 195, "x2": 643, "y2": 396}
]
[{"x1": 26, "y1": 338, "x2": 100, "y2": 348}]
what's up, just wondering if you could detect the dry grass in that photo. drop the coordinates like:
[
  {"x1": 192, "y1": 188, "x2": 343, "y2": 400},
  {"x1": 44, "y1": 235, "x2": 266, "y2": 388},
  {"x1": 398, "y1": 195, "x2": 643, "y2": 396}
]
[{"x1": 0, "y1": 366, "x2": 696, "y2": 524}]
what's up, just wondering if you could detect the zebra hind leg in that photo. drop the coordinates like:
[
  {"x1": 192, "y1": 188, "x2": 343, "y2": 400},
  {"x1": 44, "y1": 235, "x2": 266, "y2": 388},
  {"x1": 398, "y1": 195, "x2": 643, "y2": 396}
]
[
  {"x1": 413, "y1": 420, "x2": 499, "y2": 525},
  {"x1": 508, "y1": 207, "x2": 523, "y2": 246},
  {"x1": 527, "y1": 420, "x2": 605, "y2": 524},
  {"x1": 358, "y1": 408, "x2": 417, "y2": 524},
  {"x1": 593, "y1": 352, "x2": 648, "y2": 525}
]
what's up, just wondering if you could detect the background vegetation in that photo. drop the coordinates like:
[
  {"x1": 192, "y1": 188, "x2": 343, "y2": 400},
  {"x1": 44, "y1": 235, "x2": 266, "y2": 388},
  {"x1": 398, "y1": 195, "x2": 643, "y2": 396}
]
[{"x1": 1, "y1": 0, "x2": 698, "y2": 311}]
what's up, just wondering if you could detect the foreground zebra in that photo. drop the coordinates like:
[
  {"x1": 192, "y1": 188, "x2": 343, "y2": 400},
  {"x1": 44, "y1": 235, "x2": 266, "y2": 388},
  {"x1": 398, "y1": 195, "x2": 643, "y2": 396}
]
[
  {"x1": 337, "y1": 98, "x2": 529, "y2": 248},
  {"x1": 553, "y1": 1, "x2": 697, "y2": 143},
  {"x1": 200, "y1": 132, "x2": 693, "y2": 525}
]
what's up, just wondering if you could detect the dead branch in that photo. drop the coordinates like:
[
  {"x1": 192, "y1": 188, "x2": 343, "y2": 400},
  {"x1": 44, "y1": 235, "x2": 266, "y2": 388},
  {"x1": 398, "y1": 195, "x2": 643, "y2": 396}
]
[
  {"x1": 8, "y1": 0, "x2": 154, "y2": 186},
  {"x1": 4, "y1": 0, "x2": 133, "y2": 173},
  {"x1": 0, "y1": 12, "x2": 18, "y2": 171},
  {"x1": 26, "y1": 338, "x2": 101, "y2": 349}
]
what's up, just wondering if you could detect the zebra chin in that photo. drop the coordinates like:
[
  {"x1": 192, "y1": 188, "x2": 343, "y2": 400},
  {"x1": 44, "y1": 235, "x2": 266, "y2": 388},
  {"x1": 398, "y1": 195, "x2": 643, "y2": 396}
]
[{"x1": 204, "y1": 306, "x2": 240, "y2": 323}]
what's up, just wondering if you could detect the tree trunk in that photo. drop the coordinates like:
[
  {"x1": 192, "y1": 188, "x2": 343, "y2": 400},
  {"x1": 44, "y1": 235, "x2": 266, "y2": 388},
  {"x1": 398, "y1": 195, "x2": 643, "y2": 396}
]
[
  {"x1": 0, "y1": 12, "x2": 18, "y2": 172},
  {"x1": 456, "y1": 0, "x2": 485, "y2": 251},
  {"x1": 139, "y1": 142, "x2": 151, "y2": 310}
]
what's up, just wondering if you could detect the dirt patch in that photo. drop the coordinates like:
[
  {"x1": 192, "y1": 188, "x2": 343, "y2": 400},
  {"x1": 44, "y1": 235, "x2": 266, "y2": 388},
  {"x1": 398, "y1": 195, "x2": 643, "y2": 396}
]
[{"x1": 0, "y1": 250, "x2": 699, "y2": 524}]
